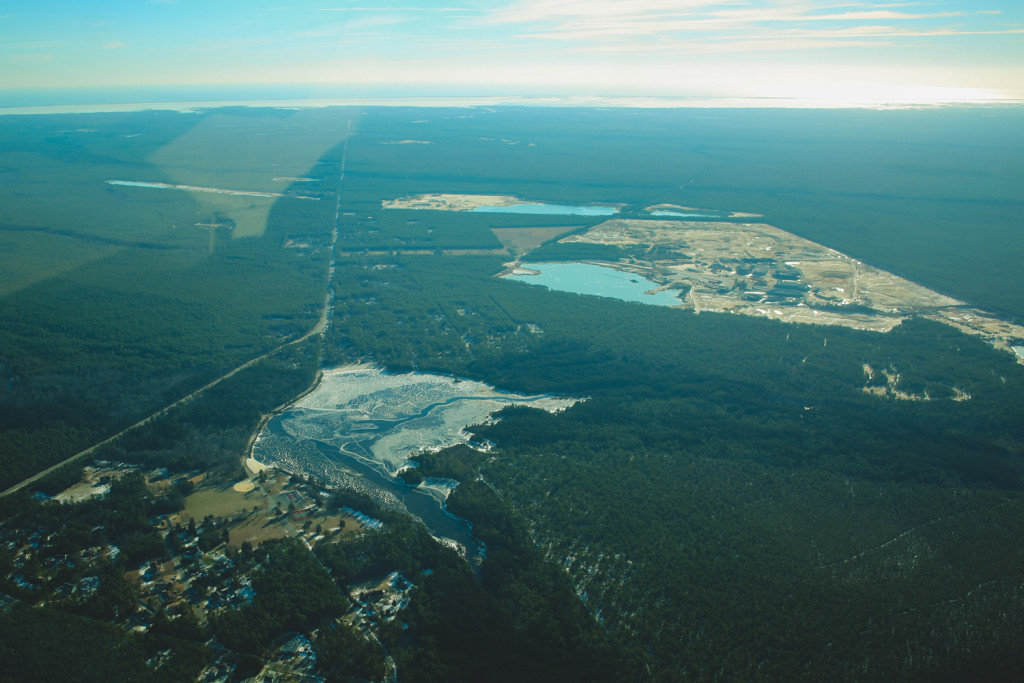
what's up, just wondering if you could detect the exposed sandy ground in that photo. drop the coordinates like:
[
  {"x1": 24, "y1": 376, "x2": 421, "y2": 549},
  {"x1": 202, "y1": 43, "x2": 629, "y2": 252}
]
[
  {"x1": 540, "y1": 217, "x2": 1021, "y2": 361},
  {"x1": 105, "y1": 179, "x2": 318, "y2": 200},
  {"x1": 353, "y1": 249, "x2": 509, "y2": 256},
  {"x1": 243, "y1": 457, "x2": 269, "y2": 477},
  {"x1": 53, "y1": 466, "x2": 136, "y2": 504},
  {"x1": 645, "y1": 203, "x2": 706, "y2": 212},
  {"x1": 383, "y1": 193, "x2": 521, "y2": 211},
  {"x1": 860, "y1": 363, "x2": 972, "y2": 402},
  {"x1": 644, "y1": 203, "x2": 763, "y2": 218},
  {"x1": 926, "y1": 308, "x2": 1024, "y2": 359}
]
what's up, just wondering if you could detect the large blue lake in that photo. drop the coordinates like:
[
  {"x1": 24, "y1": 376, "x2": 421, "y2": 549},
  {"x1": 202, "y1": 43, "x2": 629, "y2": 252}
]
[
  {"x1": 506, "y1": 262, "x2": 683, "y2": 306},
  {"x1": 471, "y1": 203, "x2": 618, "y2": 216}
]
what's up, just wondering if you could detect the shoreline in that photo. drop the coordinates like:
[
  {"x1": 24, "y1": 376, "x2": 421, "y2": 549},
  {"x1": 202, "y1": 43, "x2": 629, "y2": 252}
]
[
  {"x1": 242, "y1": 367, "x2": 326, "y2": 478},
  {"x1": 4, "y1": 95, "x2": 1021, "y2": 117}
]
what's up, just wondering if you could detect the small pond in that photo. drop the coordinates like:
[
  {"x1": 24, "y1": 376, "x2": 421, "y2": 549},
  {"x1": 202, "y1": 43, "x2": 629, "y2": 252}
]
[{"x1": 504, "y1": 262, "x2": 684, "y2": 307}]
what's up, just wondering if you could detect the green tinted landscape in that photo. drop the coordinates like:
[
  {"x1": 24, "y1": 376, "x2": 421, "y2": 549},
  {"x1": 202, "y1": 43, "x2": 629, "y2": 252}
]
[{"x1": 2, "y1": 105, "x2": 1023, "y2": 681}]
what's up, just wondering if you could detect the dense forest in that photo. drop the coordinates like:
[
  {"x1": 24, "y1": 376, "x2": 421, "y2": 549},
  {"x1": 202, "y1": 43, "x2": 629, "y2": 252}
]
[
  {"x1": 321, "y1": 106, "x2": 1024, "y2": 679},
  {"x1": 330, "y1": 251, "x2": 1024, "y2": 679},
  {"x1": 0, "y1": 108, "x2": 348, "y2": 489},
  {"x1": 2, "y1": 105, "x2": 1024, "y2": 681},
  {"x1": 4, "y1": 105, "x2": 1022, "y2": 489}
]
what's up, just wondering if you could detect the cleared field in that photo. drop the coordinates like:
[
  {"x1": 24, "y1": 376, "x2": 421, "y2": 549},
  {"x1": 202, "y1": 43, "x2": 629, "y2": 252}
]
[
  {"x1": 186, "y1": 473, "x2": 365, "y2": 548},
  {"x1": 53, "y1": 466, "x2": 134, "y2": 504},
  {"x1": 184, "y1": 483, "x2": 265, "y2": 519},
  {"x1": 228, "y1": 515, "x2": 292, "y2": 547},
  {"x1": 298, "y1": 512, "x2": 363, "y2": 543},
  {"x1": 491, "y1": 226, "x2": 581, "y2": 256}
]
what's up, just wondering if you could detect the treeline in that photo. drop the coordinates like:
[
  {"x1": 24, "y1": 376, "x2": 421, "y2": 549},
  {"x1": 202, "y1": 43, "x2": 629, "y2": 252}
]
[{"x1": 0, "y1": 605, "x2": 208, "y2": 683}]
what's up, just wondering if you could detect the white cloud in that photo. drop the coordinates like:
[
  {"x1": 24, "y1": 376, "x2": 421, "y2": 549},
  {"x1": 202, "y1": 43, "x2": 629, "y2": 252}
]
[
  {"x1": 486, "y1": 0, "x2": 730, "y2": 24},
  {"x1": 798, "y1": 10, "x2": 966, "y2": 21},
  {"x1": 480, "y1": 0, "x2": 1017, "y2": 53}
]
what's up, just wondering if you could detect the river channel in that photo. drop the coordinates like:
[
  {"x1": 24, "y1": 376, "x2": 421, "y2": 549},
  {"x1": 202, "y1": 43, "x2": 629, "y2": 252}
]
[{"x1": 251, "y1": 366, "x2": 581, "y2": 559}]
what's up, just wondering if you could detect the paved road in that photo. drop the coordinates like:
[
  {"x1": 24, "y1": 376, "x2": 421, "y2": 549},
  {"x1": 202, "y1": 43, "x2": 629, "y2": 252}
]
[
  {"x1": 0, "y1": 126, "x2": 350, "y2": 499},
  {"x1": 0, "y1": 336, "x2": 303, "y2": 498}
]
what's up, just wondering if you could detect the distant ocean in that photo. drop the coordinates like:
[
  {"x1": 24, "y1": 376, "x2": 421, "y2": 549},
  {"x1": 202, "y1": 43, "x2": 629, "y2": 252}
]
[{"x1": 2, "y1": 85, "x2": 1022, "y2": 115}]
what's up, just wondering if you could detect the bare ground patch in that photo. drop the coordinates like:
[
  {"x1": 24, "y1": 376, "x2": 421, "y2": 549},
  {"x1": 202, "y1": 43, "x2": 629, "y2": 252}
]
[
  {"x1": 184, "y1": 483, "x2": 264, "y2": 520},
  {"x1": 228, "y1": 514, "x2": 292, "y2": 547},
  {"x1": 184, "y1": 471, "x2": 366, "y2": 549},
  {"x1": 491, "y1": 226, "x2": 582, "y2": 256},
  {"x1": 383, "y1": 193, "x2": 521, "y2": 211}
]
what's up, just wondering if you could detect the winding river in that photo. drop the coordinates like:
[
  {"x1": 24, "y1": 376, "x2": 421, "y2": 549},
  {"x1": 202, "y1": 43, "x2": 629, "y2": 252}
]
[{"x1": 251, "y1": 366, "x2": 581, "y2": 558}]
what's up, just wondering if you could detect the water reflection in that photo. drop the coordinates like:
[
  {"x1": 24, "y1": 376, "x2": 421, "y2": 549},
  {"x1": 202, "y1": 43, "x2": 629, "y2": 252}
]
[{"x1": 505, "y1": 262, "x2": 684, "y2": 307}]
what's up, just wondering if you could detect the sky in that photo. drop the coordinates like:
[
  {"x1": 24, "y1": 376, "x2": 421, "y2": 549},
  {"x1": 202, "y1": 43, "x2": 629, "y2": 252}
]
[{"x1": 2, "y1": 1, "x2": 1023, "y2": 105}]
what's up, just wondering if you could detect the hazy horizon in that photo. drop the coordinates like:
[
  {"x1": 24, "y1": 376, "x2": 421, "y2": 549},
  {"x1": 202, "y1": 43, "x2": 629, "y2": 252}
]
[
  {"x1": 3, "y1": 83, "x2": 1023, "y2": 116},
  {"x1": 3, "y1": 1, "x2": 1022, "y2": 108}
]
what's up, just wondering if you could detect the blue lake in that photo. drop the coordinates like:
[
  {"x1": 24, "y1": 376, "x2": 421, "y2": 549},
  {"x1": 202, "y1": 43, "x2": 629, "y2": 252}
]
[
  {"x1": 471, "y1": 203, "x2": 618, "y2": 216},
  {"x1": 506, "y1": 262, "x2": 683, "y2": 306}
]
